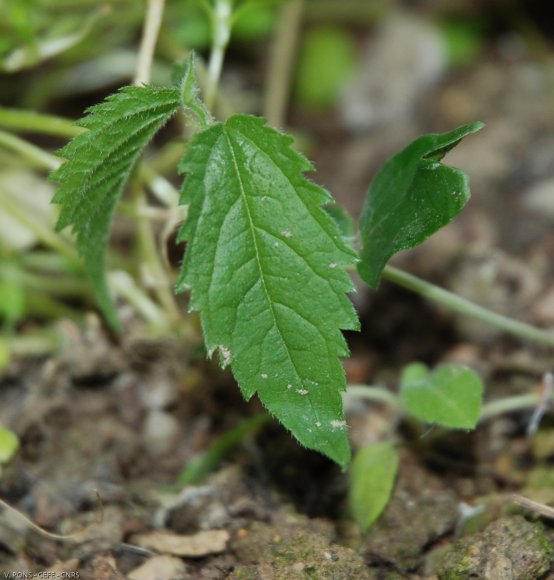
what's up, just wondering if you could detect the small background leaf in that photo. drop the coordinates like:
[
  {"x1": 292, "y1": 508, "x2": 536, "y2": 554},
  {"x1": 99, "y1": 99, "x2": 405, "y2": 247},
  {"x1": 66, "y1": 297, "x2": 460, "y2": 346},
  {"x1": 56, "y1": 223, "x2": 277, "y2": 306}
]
[
  {"x1": 349, "y1": 442, "x2": 399, "y2": 531},
  {"x1": 358, "y1": 122, "x2": 484, "y2": 288},
  {"x1": 400, "y1": 363, "x2": 484, "y2": 429}
]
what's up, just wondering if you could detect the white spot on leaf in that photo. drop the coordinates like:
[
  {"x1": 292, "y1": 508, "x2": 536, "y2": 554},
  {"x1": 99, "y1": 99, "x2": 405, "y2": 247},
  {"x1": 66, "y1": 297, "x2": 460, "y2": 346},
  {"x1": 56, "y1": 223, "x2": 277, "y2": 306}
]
[
  {"x1": 296, "y1": 389, "x2": 309, "y2": 396},
  {"x1": 329, "y1": 263, "x2": 337, "y2": 269},
  {"x1": 330, "y1": 420, "x2": 347, "y2": 430},
  {"x1": 261, "y1": 373, "x2": 268, "y2": 379},
  {"x1": 218, "y1": 345, "x2": 232, "y2": 366},
  {"x1": 281, "y1": 230, "x2": 293, "y2": 238}
]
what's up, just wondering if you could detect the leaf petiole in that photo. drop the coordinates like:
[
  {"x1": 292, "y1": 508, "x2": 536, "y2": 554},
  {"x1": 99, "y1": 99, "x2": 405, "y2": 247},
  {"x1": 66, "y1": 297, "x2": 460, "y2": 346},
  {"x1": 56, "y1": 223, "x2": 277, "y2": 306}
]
[{"x1": 382, "y1": 265, "x2": 554, "y2": 349}]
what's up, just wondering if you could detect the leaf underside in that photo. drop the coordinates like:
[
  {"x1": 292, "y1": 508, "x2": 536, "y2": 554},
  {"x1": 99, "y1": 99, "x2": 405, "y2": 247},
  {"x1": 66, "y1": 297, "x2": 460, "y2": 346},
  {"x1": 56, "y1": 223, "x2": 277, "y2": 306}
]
[
  {"x1": 50, "y1": 85, "x2": 182, "y2": 328},
  {"x1": 358, "y1": 122, "x2": 484, "y2": 288},
  {"x1": 177, "y1": 115, "x2": 359, "y2": 467}
]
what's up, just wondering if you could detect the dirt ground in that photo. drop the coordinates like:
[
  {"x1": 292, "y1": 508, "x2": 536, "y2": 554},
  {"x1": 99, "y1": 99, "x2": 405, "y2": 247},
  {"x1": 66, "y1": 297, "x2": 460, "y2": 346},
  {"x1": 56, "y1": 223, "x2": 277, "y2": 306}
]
[{"x1": 2, "y1": 3, "x2": 554, "y2": 579}]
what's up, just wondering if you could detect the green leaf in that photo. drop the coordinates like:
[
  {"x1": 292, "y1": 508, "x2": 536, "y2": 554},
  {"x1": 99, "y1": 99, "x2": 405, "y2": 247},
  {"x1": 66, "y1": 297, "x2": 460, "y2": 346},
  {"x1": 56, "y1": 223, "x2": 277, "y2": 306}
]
[
  {"x1": 400, "y1": 362, "x2": 484, "y2": 429},
  {"x1": 349, "y1": 442, "x2": 399, "y2": 531},
  {"x1": 0, "y1": 427, "x2": 19, "y2": 464},
  {"x1": 50, "y1": 85, "x2": 182, "y2": 328},
  {"x1": 358, "y1": 122, "x2": 484, "y2": 288},
  {"x1": 177, "y1": 115, "x2": 359, "y2": 467},
  {"x1": 177, "y1": 414, "x2": 269, "y2": 485},
  {"x1": 294, "y1": 25, "x2": 357, "y2": 109}
]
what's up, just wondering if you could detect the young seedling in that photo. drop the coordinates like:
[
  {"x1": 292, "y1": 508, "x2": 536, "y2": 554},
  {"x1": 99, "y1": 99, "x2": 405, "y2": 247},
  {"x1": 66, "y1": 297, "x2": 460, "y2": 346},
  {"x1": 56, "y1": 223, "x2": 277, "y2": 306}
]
[
  {"x1": 44, "y1": 0, "x2": 554, "y2": 471},
  {"x1": 2, "y1": 1, "x2": 552, "y2": 520},
  {"x1": 346, "y1": 366, "x2": 554, "y2": 530}
]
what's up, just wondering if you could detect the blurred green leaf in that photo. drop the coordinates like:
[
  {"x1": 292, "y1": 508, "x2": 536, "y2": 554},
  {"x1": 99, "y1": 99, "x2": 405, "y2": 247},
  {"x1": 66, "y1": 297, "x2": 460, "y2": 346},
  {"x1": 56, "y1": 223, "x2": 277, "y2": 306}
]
[
  {"x1": 171, "y1": 4, "x2": 212, "y2": 50},
  {"x1": 400, "y1": 363, "x2": 484, "y2": 429},
  {"x1": 0, "y1": 277, "x2": 25, "y2": 325},
  {"x1": 233, "y1": 4, "x2": 276, "y2": 40},
  {"x1": 177, "y1": 414, "x2": 269, "y2": 485},
  {"x1": 349, "y1": 442, "x2": 399, "y2": 531},
  {"x1": 441, "y1": 19, "x2": 485, "y2": 67},
  {"x1": 0, "y1": 427, "x2": 19, "y2": 464},
  {"x1": 294, "y1": 25, "x2": 357, "y2": 109},
  {"x1": 1, "y1": 5, "x2": 110, "y2": 72}
]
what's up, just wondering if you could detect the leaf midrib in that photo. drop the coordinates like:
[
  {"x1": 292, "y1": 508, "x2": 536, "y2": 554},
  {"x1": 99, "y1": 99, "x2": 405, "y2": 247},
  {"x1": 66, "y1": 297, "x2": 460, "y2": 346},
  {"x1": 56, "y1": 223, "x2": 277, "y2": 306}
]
[{"x1": 223, "y1": 127, "x2": 328, "y2": 429}]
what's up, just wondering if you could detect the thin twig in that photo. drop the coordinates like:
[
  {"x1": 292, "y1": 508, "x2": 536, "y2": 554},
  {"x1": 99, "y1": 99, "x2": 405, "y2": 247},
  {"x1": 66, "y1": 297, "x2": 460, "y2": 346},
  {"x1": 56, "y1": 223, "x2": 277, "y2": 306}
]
[
  {"x1": 263, "y1": 0, "x2": 305, "y2": 128},
  {"x1": 134, "y1": 0, "x2": 166, "y2": 86},
  {"x1": 511, "y1": 494, "x2": 554, "y2": 519}
]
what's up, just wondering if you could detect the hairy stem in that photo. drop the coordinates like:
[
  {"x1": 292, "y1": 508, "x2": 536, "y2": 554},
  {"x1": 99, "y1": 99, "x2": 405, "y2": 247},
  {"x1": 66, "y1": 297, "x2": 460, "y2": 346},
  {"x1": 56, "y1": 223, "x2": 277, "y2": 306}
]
[
  {"x1": 134, "y1": 0, "x2": 166, "y2": 86},
  {"x1": 382, "y1": 265, "x2": 554, "y2": 348},
  {"x1": 264, "y1": 0, "x2": 305, "y2": 128},
  {"x1": 205, "y1": 0, "x2": 233, "y2": 112}
]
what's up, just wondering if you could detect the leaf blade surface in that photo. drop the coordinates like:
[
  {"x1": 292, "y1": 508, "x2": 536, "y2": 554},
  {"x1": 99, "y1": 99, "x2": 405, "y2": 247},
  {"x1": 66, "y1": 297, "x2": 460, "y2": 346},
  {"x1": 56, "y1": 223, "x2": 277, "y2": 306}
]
[
  {"x1": 349, "y1": 442, "x2": 399, "y2": 531},
  {"x1": 177, "y1": 115, "x2": 359, "y2": 466},
  {"x1": 50, "y1": 85, "x2": 182, "y2": 328},
  {"x1": 400, "y1": 362, "x2": 484, "y2": 429}
]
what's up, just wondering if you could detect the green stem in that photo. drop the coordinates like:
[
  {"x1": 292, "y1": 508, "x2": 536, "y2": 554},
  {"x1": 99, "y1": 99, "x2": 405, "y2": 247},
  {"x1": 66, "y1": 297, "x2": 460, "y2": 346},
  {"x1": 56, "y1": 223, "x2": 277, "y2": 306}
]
[
  {"x1": 108, "y1": 270, "x2": 169, "y2": 330},
  {"x1": 0, "y1": 107, "x2": 85, "y2": 138},
  {"x1": 133, "y1": 184, "x2": 181, "y2": 326},
  {"x1": 263, "y1": 0, "x2": 305, "y2": 128},
  {"x1": 345, "y1": 384, "x2": 400, "y2": 408},
  {"x1": 0, "y1": 192, "x2": 79, "y2": 266},
  {"x1": 382, "y1": 265, "x2": 554, "y2": 348},
  {"x1": 134, "y1": 0, "x2": 166, "y2": 86},
  {"x1": 0, "y1": 129, "x2": 60, "y2": 170},
  {"x1": 20, "y1": 251, "x2": 81, "y2": 274},
  {"x1": 9, "y1": 331, "x2": 65, "y2": 357},
  {"x1": 25, "y1": 291, "x2": 83, "y2": 321},
  {"x1": 479, "y1": 394, "x2": 543, "y2": 422},
  {"x1": 204, "y1": 0, "x2": 233, "y2": 113},
  {"x1": 138, "y1": 164, "x2": 180, "y2": 207},
  {"x1": 3, "y1": 267, "x2": 91, "y2": 297}
]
